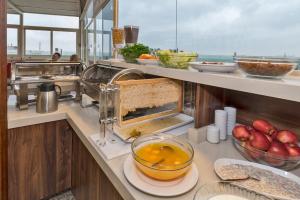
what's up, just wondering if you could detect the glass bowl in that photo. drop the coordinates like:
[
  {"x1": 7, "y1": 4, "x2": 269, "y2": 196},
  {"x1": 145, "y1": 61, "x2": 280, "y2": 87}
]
[
  {"x1": 131, "y1": 134, "x2": 194, "y2": 181},
  {"x1": 236, "y1": 60, "x2": 297, "y2": 79},
  {"x1": 194, "y1": 181, "x2": 273, "y2": 200},
  {"x1": 157, "y1": 51, "x2": 198, "y2": 69},
  {"x1": 233, "y1": 137, "x2": 300, "y2": 170}
]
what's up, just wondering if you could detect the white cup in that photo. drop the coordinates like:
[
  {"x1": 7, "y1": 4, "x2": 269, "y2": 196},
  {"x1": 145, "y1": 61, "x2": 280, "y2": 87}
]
[
  {"x1": 215, "y1": 110, "x2": 228, "y2": 140},
  {"x1": 224, "y1": 107, "x2": 237, "y2": 135},
  {"x1": 206, "y1": 125, "x2": 220, "y2": 144}
]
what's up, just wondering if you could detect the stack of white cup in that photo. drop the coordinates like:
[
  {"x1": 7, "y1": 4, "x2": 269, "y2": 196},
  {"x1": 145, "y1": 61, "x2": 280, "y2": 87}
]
[
  {"x1": 214, "y1": 110, "x2": 228, "y2": 140},
  {"x1": 206, "y1": 107, "x2": 237, "y2": 143},
  {"x1": 206, "y1": 125, "x2": 220, "y2": 144},
  {"x1": 224, "y1": 107, "x2": 237, "y2": 135}
]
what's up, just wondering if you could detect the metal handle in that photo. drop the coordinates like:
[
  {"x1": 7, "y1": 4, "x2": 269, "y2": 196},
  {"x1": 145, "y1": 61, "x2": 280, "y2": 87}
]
[
  {"x1": 54, "y1": 85, "x2": 62, "y2": 96},
  {"x1": 98, "y1": 83, "x2": 119, "y2": 146}
]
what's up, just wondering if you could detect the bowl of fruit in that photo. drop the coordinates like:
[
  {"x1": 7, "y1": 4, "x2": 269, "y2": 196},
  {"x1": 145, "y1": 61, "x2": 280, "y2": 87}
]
[
  {"x1": 233, "y1": 119, "x2": 300, "y2": 170},
  {"x1": 136, "y1": 54, "x2": 159, "y2": 65},
  {"x1": 157, "y1": 50, "x2": 198, "y2": 69}
]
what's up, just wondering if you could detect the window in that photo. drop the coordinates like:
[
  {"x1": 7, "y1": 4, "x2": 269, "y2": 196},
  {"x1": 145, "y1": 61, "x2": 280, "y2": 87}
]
[
  {"x1": 119, "y1": 0, "x2": 177, "y2": 49},
  {"x1": 7, "y1": 28, "x2": 18, "y2": 55},
  {"x1": 95, "y1": 0, "x2": 113, "y2": 60},
  {"x1": 7, "y1": 14, "x2": 20, "y2": 25},
  {"x1": 25, "y1": 30, "x2": 51, "y2": 55},
  {"x1": 85, "y1": 2, "x2": 94, "y2": 27},
  {"x1": 176, "y1": 0, "x2": 300, "y2": 65},
  {"x1": 96, "y1": 11, "x2": 103, "y2": 60},
  {"x1": 102, "y1": 1, "x2": 113, "y2": 59},
  {"x1": 117, "y1": 0, "x2": 300, "y2": 69},
  {"x1": 53, "y1": 31, "x2": 77, "y2": 56},
  {"x1": 87, "y1": 22, "x2": 95, "y2": 63},
  {"x1": 24, "y1": 13, "x2": 79, "y2": 29}
]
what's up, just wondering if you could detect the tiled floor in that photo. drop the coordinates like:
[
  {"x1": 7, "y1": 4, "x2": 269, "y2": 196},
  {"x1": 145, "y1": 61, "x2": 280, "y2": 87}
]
[{"x1": 49, "y1": 191, "x2": 75, "y2": 200}]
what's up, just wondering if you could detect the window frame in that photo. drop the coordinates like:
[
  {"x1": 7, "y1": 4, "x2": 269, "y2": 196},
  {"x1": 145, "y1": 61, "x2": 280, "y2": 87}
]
[
  {"x1": 24, "y1": 28, "x2": 52, "y2": 56},
  {"x1": 7, "y1": 13, "x2": 21, "y2": 25},
  {"x1": 7, "y1": 25, "x2": 20, "y2": 56},
  {"x1": 23, "y1": 26, "x2": 79, "y2": 58},
  {"x1": 7, "y1": 13, "x2": 80, "y2": 60},
  {"x1": 81, "y1": 0, "x2": 113, "y2": 64}
]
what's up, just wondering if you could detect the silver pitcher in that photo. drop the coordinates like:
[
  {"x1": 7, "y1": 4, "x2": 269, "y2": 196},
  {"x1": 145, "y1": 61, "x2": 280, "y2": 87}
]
[{"x1": 36, "y1": 83, "x2": 61, "y2": 113}]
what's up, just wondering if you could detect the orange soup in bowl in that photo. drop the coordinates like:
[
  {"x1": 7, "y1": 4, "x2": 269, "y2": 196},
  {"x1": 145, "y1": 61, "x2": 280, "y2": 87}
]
[{"x1": 132, "y1": 134, "x2": 194, "y2": 181}]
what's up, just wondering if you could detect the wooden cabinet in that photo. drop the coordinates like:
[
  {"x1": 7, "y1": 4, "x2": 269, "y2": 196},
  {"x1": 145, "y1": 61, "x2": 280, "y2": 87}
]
[
  {"x1": 72, "y1": 133, "x2": 123, "y2": 200},
  {"x1": 8, "y1": 120, "x2": 72, "y2": 200},
  {"x1": 8, "y1": 120, "x2": 124, "y2": 200}
]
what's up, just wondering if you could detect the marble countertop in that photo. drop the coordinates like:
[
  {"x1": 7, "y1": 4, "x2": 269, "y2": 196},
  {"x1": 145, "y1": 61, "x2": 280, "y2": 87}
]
[
  {"x1": 98, "y1": 60, "x2": 300, "y2": 103},
  {"x1": 8, "y1": 99, "x2": 300, "y2": 200}
]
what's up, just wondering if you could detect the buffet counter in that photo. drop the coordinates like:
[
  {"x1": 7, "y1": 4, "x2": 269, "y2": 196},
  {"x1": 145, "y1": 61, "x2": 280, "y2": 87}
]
[
  {"x1": 98, "y1": 60, "x2": 300, "y2": 103},
  {"x1": 8, "y1": 98, "x2": 300, "y2": 200}
]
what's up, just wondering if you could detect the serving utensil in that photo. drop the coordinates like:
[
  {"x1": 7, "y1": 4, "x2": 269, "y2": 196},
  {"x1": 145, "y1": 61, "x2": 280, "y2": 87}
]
[
  {"x1": 220, "y1": 173, "x2": 261, "y2": 181},
  {"x1": 125, "y1": 129, "x2": 141, "y2": 141},
  {"x1": 151, "y1": 145, "x2": 174, "y2": 167}
]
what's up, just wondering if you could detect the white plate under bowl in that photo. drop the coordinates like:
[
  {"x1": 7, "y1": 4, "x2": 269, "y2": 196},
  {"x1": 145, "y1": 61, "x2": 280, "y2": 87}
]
[
  {"x1": 137, "y1": 58, "x2": 159, "y2": 66},
  {"x1": 123, "y1": 154, "x2": 199, "y2": 197},
  {"x1": 214, "y1": 158, "x2": 300, "y2": 200},
  {"x1": 190, "y1": 62, "x2": 237, "y2": 73}
]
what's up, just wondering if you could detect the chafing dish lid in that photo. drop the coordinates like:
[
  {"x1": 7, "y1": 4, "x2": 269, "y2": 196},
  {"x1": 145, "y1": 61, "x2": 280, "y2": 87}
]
[{"x1": 81, "y1": 64, "x2": 144, "y2": 85}]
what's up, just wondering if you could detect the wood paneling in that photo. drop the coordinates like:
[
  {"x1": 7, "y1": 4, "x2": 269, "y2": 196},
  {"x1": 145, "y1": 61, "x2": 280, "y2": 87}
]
[
  {"x1": 8, "y1": 120, "x2": 72, "y2": 200},
  {"x1": 194, "y1": 84, "x2": 225, "y2": 128},
  {"x1": 0, "y1": 0, "x2": 8, "y2": 199},
  {"x1": 72, "y1": 133, "x2": 123, "y2": 200}
]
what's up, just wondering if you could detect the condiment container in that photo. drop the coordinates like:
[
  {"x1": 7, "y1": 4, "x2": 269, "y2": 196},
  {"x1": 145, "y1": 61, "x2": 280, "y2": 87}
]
[{"x1": 124, "y1": 25, "x2": 139, "y2": 45}]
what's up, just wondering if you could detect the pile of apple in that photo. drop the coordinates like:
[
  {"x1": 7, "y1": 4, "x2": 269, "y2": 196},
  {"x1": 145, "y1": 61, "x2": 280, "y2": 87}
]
[{"x1": 233, "y1": 119, "x2": 300, "y2": 165}]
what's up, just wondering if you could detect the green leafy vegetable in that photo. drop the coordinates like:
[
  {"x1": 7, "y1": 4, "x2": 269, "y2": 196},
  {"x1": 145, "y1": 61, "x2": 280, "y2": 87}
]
[{"x1": 120, "y1": 44, "x2": 150, "y2": 63}]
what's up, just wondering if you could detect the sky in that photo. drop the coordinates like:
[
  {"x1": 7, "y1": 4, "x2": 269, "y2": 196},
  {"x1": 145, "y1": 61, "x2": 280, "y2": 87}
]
[{"x1": 119, "y1": 0, "x2": 300, "y2": 57}]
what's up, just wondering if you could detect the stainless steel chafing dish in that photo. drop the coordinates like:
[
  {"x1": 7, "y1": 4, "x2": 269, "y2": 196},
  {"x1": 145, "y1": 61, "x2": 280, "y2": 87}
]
[
  {"x1": 10, "y1": 61, "x2": 85, "y2": 110},
  {"x1": 80, "y1": 64, "x2": 144, "y2": 102},
  {"x1": 80, "y1": 64, "x2": 188, "y2": 145},
  {"x1": 80, "y1": 64, "x2": 146, "y2": 143}
]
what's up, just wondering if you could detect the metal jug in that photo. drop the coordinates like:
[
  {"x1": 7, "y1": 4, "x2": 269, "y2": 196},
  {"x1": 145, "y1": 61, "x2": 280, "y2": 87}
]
[{"x1": 36, "y1": 83, "x2": 61, "y2": 113}]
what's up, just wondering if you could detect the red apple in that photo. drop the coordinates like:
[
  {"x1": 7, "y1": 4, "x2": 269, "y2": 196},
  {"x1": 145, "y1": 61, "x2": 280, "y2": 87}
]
[
  {"x1": 246, "y1": 126, "x2": 254, "y2": 132},
  {"x1": 266, "y1": 134, "x2": 273, "y2": 143},
  {"x1": 244, "y1": 141, "x2": 263, "y2": 159},
  {"x1": 276, "y1": 130, "x2": 298, "y2": 144},
  {"x1": 233, "y1": 125, "x2": 251, "y2": 141},
  {"x1": 271, "y1": 131, "x2": 278, "y2": 140},
  {"x1": 265, "y1": 141, "x2": 289, "y2": 166},
  {"x1": 285, "y1": 143, "x2": 300, "y2": 157},
  {"x1": 253, "y1": 119, "x2": 277, "y2": 136},
  {"x1": 249, "y1": 131, "x2": 271, "y2": 151},
  {"x1": 267, "y1": 141, "x2": 289, "y2": 157}
]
